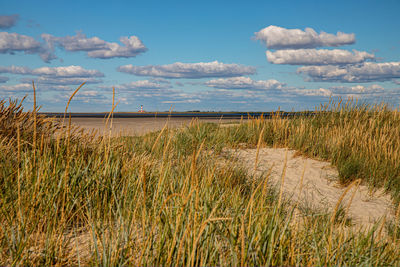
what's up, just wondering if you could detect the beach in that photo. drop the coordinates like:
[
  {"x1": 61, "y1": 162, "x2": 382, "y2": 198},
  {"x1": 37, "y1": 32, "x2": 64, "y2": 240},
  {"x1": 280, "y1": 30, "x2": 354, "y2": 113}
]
[{"x1": 67, "y1": 117, "x2": 242, "y2": 136}]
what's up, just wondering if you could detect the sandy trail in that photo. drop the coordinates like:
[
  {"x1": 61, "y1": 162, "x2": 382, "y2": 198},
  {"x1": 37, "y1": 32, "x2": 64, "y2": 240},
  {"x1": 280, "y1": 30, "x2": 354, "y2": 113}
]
[{"x1": 227, "y1": 147, "x2": 395, "y2": 229}]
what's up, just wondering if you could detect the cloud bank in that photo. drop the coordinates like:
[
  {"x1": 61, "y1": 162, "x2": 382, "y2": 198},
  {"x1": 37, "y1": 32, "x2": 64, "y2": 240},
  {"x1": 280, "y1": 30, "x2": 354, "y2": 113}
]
[
  {"x1": 254, "y1": 25, "x2": 355, "y2": 49},
  {"x1": 0, "y1": 65, "x2": 104, "y2": 90},
  {"x1": 291, "y1": 84, "x2": 386, "y2": 97},
  {"x1": 42, "y1": 32, "x2": 147, "y2": 59},
  {"x1": 205, "y1": 77, "x2": 284, "y2": 90},
  {"x1": 20, "y1": 77, "x2": 103, "y2": 85},
  {"x1": 297, "y1": 62, "x2": 400, "y2": 82},
  {"x1": 266, "y1": 49, "x2": 374, "y2": 65},
  {"x1": 0, "y1": 32, "x2": 55, "y2": 62},
  {"x1": 0, "y1": 31, "x2": 147, "y2": 62},
  {"x1": 118, "y1": 61, "x2": 256, "y2": 79},
  {"x1": 329, "y1": 84, "x2": 384, "y2": 94},
  {"x1": 0, "y1": 83, "x2": 32, "y2": 92},
  {"x1": 112, "y1": 80, "x2": 172, "y2": 91},
  {"x1": 0, "y1": 65, "x2": 104, "y2": 78}
]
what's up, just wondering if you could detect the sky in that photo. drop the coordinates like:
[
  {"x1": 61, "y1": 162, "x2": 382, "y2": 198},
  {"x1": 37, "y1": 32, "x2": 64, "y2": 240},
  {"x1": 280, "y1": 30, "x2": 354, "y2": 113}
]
[{"x1": 0, "y1": 0, "x2": 400, "y2": 112}]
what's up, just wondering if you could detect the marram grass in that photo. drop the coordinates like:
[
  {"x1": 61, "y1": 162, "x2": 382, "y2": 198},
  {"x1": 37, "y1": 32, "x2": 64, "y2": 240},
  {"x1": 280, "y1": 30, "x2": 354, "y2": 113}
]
[{"x1": 0, "y1": 93, "x2": 399, "y2": 265}]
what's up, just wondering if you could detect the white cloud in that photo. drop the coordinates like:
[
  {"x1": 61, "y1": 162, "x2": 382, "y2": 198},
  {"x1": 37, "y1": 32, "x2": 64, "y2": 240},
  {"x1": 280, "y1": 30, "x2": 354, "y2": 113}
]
[
  {"x1": 109, "y1": 81, "x2": 204, "y2": 105},
  {"x1": 77, "y1": 90, "x2": 100, "y2": 97},
  {"x1": 162, "y1": 99, "x2": 201, "y2": 104},
  {"x1": 329, "y1": 84, "x2": 384, "y2": 94},
  {"x1": 0, "y1": 65, "x2": 104, "y2": 78},
  {"x1": 0, "y1": 32, "x2": 55, "y2": 62},
  {"x1": 54, "y1": 89, "x2": 109, "y2": 104},
  {"x1": 112, "y1": 80, "x2": 172, "y2": 91},
  {"x1": 291, "y1": 88, "x2": 333, "y2": 97},
  {"x1": 0, "y1": 76, "x2": 9, "y2": 83},
  {"x1": 0, "y1": 65, "x2": 104, "y2": 90},
  {"x1": 42, "y1": 32, "x2": 147, "y2": 59},
  {"x1": 0, "y1": 82, "x2": 88, "y2": 92},
  {"x1": 0, "y1": 15, "x2": 19, "y2": 29},
  {"x1": 254, "y1": 25, "x2": 355, "y2": 49},
  {"x1": 205, "y1": 77, "x2": 284, "y2": 90},
  {"x1": 117, "y1": 61, "x2": 256, "y2": 79},
  {"x1": 290, "y1": 84, "x2": 388, "y2": 98},
  {"x1": 0, "y1": 65, "x2": 31, "y2": 75},
  {"x1": 298, "y1": 62, "x2": 400, "y2": 82},
  {"x1": 0, "y1": 83, "x2": 32, "y2": 91},
  {"x1": 20, "y1": 76, "x2": 103, "y2": 85},
  {"x1": 266, "y1": 49, "x2": 374, "y2": 65},
  {"x1": 32, "y1": 65, "x2": 104, "y2": 78}
]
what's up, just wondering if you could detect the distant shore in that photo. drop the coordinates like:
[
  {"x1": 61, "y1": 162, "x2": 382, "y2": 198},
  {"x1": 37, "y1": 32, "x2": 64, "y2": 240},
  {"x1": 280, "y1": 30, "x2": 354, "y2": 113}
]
[{"x1": 41, "y1": 111, "x2": 314, "y2": 118}]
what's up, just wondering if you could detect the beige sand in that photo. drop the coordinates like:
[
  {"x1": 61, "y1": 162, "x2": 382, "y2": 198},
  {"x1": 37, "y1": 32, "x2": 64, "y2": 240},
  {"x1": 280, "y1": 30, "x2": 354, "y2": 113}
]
[
  {"x1": 226, "y1": 147, "x2": 395, "y2": 229},
  {"x1": 66, "y1": 117, "x2": 242, "y2": 136}
]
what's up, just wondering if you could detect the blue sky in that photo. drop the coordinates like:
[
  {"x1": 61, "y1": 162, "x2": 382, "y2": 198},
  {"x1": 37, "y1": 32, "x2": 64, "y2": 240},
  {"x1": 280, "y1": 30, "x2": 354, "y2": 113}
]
[{"x1": 1, "y1": 0, "x2": 400, "y2": 112}]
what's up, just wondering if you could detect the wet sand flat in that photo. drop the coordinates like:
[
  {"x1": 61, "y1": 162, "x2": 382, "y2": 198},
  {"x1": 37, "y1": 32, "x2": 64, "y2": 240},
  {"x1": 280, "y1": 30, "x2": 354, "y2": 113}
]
[{"x1": 67, "y1": 117, "x2": 242, "y2": 136}]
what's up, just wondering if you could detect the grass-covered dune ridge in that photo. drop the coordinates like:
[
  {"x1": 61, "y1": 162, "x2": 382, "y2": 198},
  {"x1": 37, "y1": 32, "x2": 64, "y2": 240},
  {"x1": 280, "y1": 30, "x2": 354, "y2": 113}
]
[
  {"x1": 0, "y1": 94, "x2": 399, "y2": 265},
  {"x1": 228, "y1": 99, "x2": 400, "y2": 201}
]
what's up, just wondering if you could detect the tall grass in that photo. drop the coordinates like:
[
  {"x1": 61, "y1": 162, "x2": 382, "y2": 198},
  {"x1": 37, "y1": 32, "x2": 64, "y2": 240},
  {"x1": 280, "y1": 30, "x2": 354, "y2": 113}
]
[
  {"x1": 0, "y1": 94, "x2": 399, "y2": 265},
  {"x1": 218, "y1": 99, "x2": 400, "y2": 201}
]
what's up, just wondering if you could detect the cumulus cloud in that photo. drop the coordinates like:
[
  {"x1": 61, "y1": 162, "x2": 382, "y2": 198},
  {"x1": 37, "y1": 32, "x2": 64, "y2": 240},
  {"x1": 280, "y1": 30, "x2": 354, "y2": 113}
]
[
  {"x1": 283, "y1": 84, "x2": 388, "y2": 99},
  {"x1": 0, "y1": 65, "x2": 31, "y2": 75},
  {"x1": 112, "y1": 80, "x2": 172, "y2": 91},
  {"x1": 117, "y1": 61, "x2": 256, "y2": 79},
  {"x1": 0, "y1": 15, "x2": 19, "y2": 29},
  {"x1": 162, "y1": 99, "x2": 201, "y2": 104},
  {"x1": 0, "y1": 76, "x2": 9, "y2": 83},
  {"x1": 0, "y1": 82, "x2": 91, "y2": 92},
  {"x1": 51, "y1": 89, "x2": 109, "y2": 104},
  {"x1": 0, "y1": 83, "x2": 32, "y2": 92},
  {"x1": 254, "y1": 25, "x2": 355, "y2": 49},
  {"x1": 0, "y1": 65, "x2": 104, "y2": 78},
  {"x1": 291, "y1": 88, "x2": 333, "y2": 97},
  {"x1": 298, "y1": 62, "x2": 400, "y2": 82},
  {"x1": 42, "y1": 32, "x2": 147, "y2": 59},
  {"x1": 205, "y1": 77, "x2": 285, "y2": 90},
  {"x1": 0, "y1": 65, "x2": 104, "y2": 90},
  {"x1": 266, "y1": 49, "x2": 374, "y2": 65},
  {"x1": 0, "y1": 32, "x2": 55, "y2": 62},
  {"x1": 32, "y1": 65, "x2": 104, "y2": 77},
  {"x1": 20, "y1": 76, "x2": 103, "y2": 85},
  {"x1": 289, "y1": 84, "x2": 391, "y2": 100},
  {"x1": 329, "y1": 84, "x2": 384, "y2": 94},
  {"x1": 108, "y1": 80, "x2": 205, "y2": 106}
]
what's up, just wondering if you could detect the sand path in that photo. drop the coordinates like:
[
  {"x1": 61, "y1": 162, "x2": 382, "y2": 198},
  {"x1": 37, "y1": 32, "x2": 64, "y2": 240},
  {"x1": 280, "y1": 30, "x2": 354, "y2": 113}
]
[{"x1": 227, "y1": 147, "x2": 395, "y2": 229}]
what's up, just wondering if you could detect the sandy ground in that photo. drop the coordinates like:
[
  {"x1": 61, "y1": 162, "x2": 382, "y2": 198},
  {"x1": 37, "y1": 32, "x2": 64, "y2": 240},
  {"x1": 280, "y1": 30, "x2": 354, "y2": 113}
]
[
  {"x1": 65, "y1": 117, "x2": 241, "y2": 136},
  {"x1": 226, "y1": 147, "x2": 395, "y2": 230}
]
